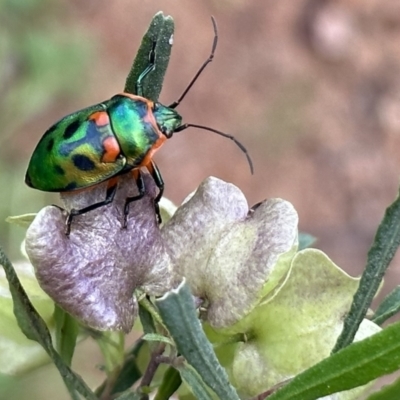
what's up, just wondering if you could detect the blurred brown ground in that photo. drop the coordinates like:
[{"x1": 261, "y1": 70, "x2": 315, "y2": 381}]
[{"x1": 2, "y1": 0, "x2": 400, "y2": 398}]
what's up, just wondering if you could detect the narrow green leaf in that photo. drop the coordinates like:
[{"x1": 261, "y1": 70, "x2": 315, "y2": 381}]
[
  {"x1": 177, "y1": 363, "x2": 214, "y2": 400},
  {"x1": 139, "y1": 301, "x2": 157, "y2": 334},
  {"x1": 0, "y1": 246, "x2": 97, "y2": 400},
  {"x1": 366, "y1": 376, "x2": 400, "y2": 400},
  {"x1": 333, "y1": 188, "x2": 400, "y2": 352},
  {"x1": 154, "y1": 366, "x2": 182, "y2": 400},
  {"x1": 138, "y1": 295, "x2": 167, "y2": 333},
  {"x1": 111, "y1": 341, "x2": 144, "y2": 394},
  {"x1": 124, "y1": 11, "x2": 174, "y2": 101},
  {"x1": 95, "y1": 339, "x2": 144, "y2": 396},
  {"x1": 110, "y1": 356, "x2": 142, "y2": 395},
  {"x1": 142, "y1": 333, "x2": 174, "y2": 346},
  {"x1": 372, "y1": 286, "x2": 400, "y2": 325},
  {"x1": 6, "y1": 213, "x2": 37, "y2": 228},
  {"x1": 54, "y1": 305, "x2": 79, "y2": 367},
  {"x1": 268, "y1": 321, "x2": 400, "y2": 400},
  {"x1": 115, "y1": 391, "x2": 141, "y2": 400},
  {"x1": 95, "y1": 331, "x2": 125, "y2": 375},
  {"x1": 156, "y1": 280, "x2": 240, "y2": 400}
]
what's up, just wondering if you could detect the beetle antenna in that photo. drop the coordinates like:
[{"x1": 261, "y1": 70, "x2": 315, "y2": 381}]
[
  {"x1": 174, "y1": 123, "x2": 254, "y2": 174},
  {"x1": 169, "y1": 16, "x2": 218, "y2": 109}
]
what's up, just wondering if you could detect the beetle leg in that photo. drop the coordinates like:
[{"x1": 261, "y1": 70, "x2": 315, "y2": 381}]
[
  {"x1": 146, "y1": 161, "x2": 164, "y2": 224},
  {"x1": 123, "y1": 170, "x2": 146, "y2": 228},
  {"x1": 52, "y1": 204, "x2": 67, "y2": 214},
  {"x1": 123, "y1": 162, "x2": 164, "y2": 227},
  {"x1": 64, "y1": 180, "x2": 118, "y2": 236}
]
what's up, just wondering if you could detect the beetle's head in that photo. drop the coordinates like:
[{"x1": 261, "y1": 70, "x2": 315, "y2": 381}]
[{"x1": 153, "y1": 103, "x2": 182, "y2": 139}]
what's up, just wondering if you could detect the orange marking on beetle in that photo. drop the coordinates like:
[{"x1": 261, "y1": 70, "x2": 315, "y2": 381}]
[
  {"x1": 89, "y1": 111, "x2": 110, "y2": 126},
  {"x1": 120, "y1": 92, "x2": 152, "y2": 105},
  {"x1": 120, "y1": 92, "x2": 166, "y2": 167},
  {"x1": 139, "y1": 135, "x2": 167, "y2": 169},
  {"x1": 101, "y1": 136, "x2": 121, "y2": 163},
  {"x1": 106, "y1": 176, "x2": 119, "y2": 188},
  {"x1": 132, "y1": 169, "x2": 140, "y2": 180}
]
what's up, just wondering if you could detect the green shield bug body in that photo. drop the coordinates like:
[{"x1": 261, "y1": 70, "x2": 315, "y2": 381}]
[{"x1": 25, "y1": 18, "x2": 253, "y2": 235}]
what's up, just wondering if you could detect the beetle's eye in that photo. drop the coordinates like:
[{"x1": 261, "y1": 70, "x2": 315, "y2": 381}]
[{"x1": 153, "y1": 103, "x2": 158, "y2": 112}]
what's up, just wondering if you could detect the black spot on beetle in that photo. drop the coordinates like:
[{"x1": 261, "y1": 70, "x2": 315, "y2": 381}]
[
  {"x1": 43, "y1": 124, "x2": 57, "y2": 139},
  {"x1": 65, "y1": 181, "x2": 78, "y2": 191},
  {"x1": 63, "y1": 120, "x2": 81, "y2": 140},
  {"x1": 47, "y1": 138, "x2": 55, "y2": 152},
  {"x1": 72, "y1": 154, "x2": 95, "y2": 171},
  {"x1": 54, "y1": 165, "x2": 65, "y2": 175}
]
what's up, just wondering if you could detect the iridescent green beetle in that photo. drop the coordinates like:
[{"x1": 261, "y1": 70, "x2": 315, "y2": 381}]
[{"x1": 25, "y1": 18, "x2": 253, "y2": 235}]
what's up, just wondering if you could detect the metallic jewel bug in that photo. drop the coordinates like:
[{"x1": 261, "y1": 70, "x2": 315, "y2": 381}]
[{"x1": 25, "y1": 17, "x2": 253, "y2": 235}]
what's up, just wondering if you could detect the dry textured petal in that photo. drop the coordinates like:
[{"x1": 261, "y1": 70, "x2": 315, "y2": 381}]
[
  {"x1": 206, "y1": 198, "x2": 298, "y2": 329},
  {"x1": 162, "y1": 177, "x2": 249, "y2": 292},
  {"x1": 162, "y1": 177, "x2": 298, "y2": 329},
  {"x1": 25, "y1": 174, "x2": 173, "y2": 332}
]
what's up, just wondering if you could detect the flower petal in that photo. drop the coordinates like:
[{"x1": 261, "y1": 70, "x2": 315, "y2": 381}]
[
  {"x1": 162, "y1": 177, "x2": 249, "y2": 292},
  {"x1": 163, "y1": 177, "x2": 298, "y2": 329},
  {"x1": 206, "y1": 198, "x2": 298, "y2": 329},
  {"x1": 230, "y1": 249, "x2": 381, "y2": 396},
  {"x1": 25, "y1": 173, "x2": 173, "y2": 332}
]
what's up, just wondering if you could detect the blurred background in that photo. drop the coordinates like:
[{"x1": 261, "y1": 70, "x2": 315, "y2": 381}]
[{"x1": 2, "y1": 0, "x2": 400, "y2": 398}]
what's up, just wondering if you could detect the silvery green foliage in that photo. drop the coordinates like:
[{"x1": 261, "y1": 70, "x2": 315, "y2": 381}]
[{"x1": 0, "y1": 261, "x2": 53, "y2": 374}]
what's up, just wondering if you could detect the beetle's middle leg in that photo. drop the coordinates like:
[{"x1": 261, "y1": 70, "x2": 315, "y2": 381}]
[
  {"x1": 63, "y1": 178, "x2": 119, "y2": 236},
  {"x1": 123, "y1": 162, "x2": 164, "y2": 227}
]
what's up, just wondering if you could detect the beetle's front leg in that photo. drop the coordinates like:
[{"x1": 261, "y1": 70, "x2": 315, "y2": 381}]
[
  {"x1": 123, "y1": 170, "x2": 146, "y2": 228},
  {"x1": 146, "y1": 161, "x2": 164, "y2": 224}
]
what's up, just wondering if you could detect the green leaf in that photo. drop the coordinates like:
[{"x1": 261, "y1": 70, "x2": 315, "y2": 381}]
[
  {"x1": 142, "y1": 333, "x2": 174, "y2": 346},
  {"x1": 109, "y1": 354, "x2": 142, "y2": 395},
  {"x1": 0, "y1": 246, "x2": 97, "y2": 400},
  {"x1": 267, "y1": 321, "x2": 400, "y2": 400},
  {"x1": 333, "y1": 187, "x2": 400, "y2": 352},
  {"x1": 115, "y1": 392, "x2": 141, "y2": 400},
  {"x1": 0, "y1": 260, "x2": 54, "y2": 374},
  {"x1": 124, "y1": 11, "x2": 174, "y2": 101},
  {"x1": 54, "y1": 306, "x2": 79, "y2": 367},
  {"x1": 177, "y1": 363, "x2": 214, "y2": 400},
  {"x1": 6, "y1": 213, "x2": 37, "y2": 228},
  {"x1": 298, "y1": 232, "x2": 316, "y2": 250},
  {"x1": 159, "y1": 198, "x2": 177, "y2": 226},
  {"x1": 156, "y1": 280, "x2": 240, "y2": 400},
  {"x1": 95, "y1": 331, "x2": 125, "y2": 375},
  {"x1": 228, "y1": 249, "x2": 367, "y2": 397},
  {"x1": 139, "y1": 301, "x2": 157, "y2": 334},
  {"x1": 96, "y1": 339, "x2": 144, "y2": 396},
  {"x1": 154, "y1": 366, "x2": 182, "y2": 400},
  {"x1": 372, "y1": 286, "x2": 400, "y2": 325},
  {"x1": 366, "y1": 376, "x2": 400, "y2": 400}
]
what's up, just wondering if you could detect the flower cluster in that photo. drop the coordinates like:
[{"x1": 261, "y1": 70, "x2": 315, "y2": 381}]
[{"x1": 23, "y1": 174, "x2": 380, "y2": 397}]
